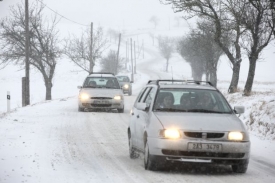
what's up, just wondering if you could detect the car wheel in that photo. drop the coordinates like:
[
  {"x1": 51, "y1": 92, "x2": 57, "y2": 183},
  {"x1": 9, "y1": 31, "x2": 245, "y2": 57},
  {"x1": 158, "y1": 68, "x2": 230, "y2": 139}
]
[
  {"x1": 231, "y1": 159, "x2": 249, "y2": 173},
  {"x1": 78, "y1": 106, "x2": 84, "y2": 112},
  {"x1": 128, "y1": 132, "x2": 139, "y2": 159},
  {"x1": 144, "y1": 141, "x2": 158, "y2": 171},
  {"x1": 117, "y1": 107, "x2": 124, "y2": 113}
]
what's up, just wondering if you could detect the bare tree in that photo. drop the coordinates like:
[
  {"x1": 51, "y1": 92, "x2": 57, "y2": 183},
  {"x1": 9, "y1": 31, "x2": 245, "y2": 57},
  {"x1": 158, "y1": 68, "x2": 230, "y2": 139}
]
[
  {"x1": 0, "y1": 0, "x2": 61, "y2": 100},
  {"x1": 241, "y1": 0, "x2": 275, "y2": 96},
  {"x1": 100, "y1": 50, "x2": 124, "y2": 75},
  {"x1": 158, "y1": 36, "x2": 174, "y2": 72},
  {"x1": 178, "y1": 23, "x2": 225, "y2": 87},
  {"x1": 160, "y1": 0, "x2": 246, "y2": 93},
  {"x1": 64, "y1": 27, "x2": 109, "y2": 74},
  {"x1": 149, "y1": 16, "x2": 159, "y2": 29}
]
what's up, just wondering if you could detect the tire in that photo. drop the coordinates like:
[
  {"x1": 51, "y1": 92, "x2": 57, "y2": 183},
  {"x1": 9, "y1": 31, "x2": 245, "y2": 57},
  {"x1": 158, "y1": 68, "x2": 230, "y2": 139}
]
[
  {"x1": 78, "y1": 106, "x2": 84, "y2": 112},
  {"x1": 117, "y1": 107, "x2": 124, "y2": 113},
  {"x1": 231, "y1": 159, "x2": 249, "y2": 173},
  {"x1": 128, "y1": 132, "x2": 139, "y2": 159},
  {"x1": 144, "y1": 141, "x2": 158, "y2": 171}
]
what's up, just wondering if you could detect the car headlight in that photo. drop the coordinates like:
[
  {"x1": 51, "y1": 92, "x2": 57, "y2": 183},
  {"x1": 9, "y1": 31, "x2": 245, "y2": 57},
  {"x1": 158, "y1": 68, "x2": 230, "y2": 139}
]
[
  {"x1": 160, "y1": 129, "x2": 181, "y2": 139},
  {"x1": 123, "y1": 84, "x2": 129, "y2": 89},
  {"x1": 80, "y1": 93, "x2": 90, "y2": 100},
  {"x1": 114, "y1": 95, "x2": 122, "y2": 100},
  {"x1": 228, "y1": 132, "x2": 243, "y2": 141}
]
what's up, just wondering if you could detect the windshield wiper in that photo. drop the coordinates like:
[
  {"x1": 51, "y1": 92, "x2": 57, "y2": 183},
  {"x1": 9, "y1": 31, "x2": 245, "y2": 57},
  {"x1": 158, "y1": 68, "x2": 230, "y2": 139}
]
[
  {"x1": 187, "y1": 109, "x2": 224, "y2": 113},
  {"x1": 155, "y1": 108, "x2": 187, "y2": 112}
]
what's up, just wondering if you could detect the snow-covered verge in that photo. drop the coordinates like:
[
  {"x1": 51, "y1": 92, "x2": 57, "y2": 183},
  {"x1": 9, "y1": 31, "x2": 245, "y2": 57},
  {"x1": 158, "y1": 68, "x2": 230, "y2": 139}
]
[{"x1": 218, "y1": 81, "x2": 275, "y2": 140}]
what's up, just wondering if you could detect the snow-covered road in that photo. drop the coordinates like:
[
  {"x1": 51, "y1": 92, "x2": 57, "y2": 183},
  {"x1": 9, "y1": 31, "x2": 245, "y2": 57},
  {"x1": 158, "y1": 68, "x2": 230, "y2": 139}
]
[{"x1": 1, "y1": 95, "x2": 275, "y2": 183}]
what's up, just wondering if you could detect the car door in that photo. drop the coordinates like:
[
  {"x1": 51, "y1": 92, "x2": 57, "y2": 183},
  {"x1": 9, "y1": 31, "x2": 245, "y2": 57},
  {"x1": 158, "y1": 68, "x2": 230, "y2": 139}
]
[
  {"x1": 135, "y1": 87, "x2": 157, "y2": 151},
  {"x1": 129, "y1": 87, "x2": 148, "y2": 148}
]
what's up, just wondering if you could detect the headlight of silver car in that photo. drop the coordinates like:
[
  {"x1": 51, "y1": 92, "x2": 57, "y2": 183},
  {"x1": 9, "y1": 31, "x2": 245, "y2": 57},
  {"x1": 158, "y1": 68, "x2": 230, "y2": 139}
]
[
  {"x1": 114, "y1": 95, "x2": 122, "y2": 100},
  {"x1": 80, "y1": 93, "x2": 90, "y2": 101},
  {"x1": 159, "y1": 129, "x2": 181, "y2": 139},
  {"x1": 123, "y1": 84, "x2": 129, "y2": 89},
  {"x1": 228, "y1": 131, "x2": 244, "y2": 141}
]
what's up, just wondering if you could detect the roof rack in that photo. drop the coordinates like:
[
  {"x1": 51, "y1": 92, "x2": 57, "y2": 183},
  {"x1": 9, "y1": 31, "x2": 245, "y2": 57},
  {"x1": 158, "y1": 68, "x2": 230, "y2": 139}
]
[
  {"x1": 147, "y1": 80, "x2": 213, "y2": 86},
  {"x1": 89, "y1": 72, "x2": 115, "y2": 76}
]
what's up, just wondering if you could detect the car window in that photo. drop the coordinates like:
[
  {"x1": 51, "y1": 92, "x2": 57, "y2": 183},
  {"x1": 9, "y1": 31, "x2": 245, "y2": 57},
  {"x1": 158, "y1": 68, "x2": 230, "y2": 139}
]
[
  {"x1": 144, "y1": 87, "x2": 157, "y2": 107},
  {"x1": 153, "y1": 88, "x2": 232, "y2": 113},
  {"x1": 138, "y1": 87, "x2": 151, "y2": 103},
  {"x1": 134, "y1": 87, "x2": 147, "y2": 105},
  {"x1": 83, "y1": 77, "x2": 120, "y2": 89}
]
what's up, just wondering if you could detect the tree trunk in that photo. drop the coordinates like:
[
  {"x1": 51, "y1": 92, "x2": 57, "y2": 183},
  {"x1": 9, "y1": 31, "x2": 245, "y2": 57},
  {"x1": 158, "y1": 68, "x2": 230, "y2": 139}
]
[
  {"x1": 243, "y1": 55, "x2": 257, "y2": 96},
  {"x1": 228, "y1": 62, "x2": 241, "y2": 93},
  {"x1": 192, "y1": 67, "x2": 203, "y2": 81},
  {"x1": 166, "y1": 58, "x2": 169, "y2": 72},
  {"x1": 45, "y1": 79, "x2": 52, "y2": 100}
]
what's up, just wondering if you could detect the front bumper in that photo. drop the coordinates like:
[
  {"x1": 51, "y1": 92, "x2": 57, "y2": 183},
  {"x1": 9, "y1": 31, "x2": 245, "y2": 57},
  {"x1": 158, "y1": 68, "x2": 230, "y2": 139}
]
[
  {"x1": 78, "y1": 99, "x2": 124, "y2": 109},
  {"x1": 147, "y1": 137, "x2": 250, "y2": 163}
]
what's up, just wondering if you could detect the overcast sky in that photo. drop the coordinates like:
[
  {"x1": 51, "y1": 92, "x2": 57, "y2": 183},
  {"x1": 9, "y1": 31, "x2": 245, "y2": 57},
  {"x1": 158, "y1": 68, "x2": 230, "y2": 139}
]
[{"x1": 0, "y1": 0, "x2": 185, "y2": 35}]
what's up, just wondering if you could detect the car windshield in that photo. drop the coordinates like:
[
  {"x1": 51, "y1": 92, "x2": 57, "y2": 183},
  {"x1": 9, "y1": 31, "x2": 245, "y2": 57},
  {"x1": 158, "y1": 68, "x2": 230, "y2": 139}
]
[
  {"x1": 116, "y1": 76, "x2": 130, "y2": 82},
  {"x1": 83, "y1": 77, "x2": 120, "y2": 89},
  {"x1": 153, "y1": 88, "x2": 232, "y2": 114}
]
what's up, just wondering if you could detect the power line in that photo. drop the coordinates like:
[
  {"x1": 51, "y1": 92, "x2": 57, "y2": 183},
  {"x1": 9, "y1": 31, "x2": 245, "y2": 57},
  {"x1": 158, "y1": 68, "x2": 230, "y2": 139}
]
[{"x1": 37, "y1": 0, "x2": 89, "y2": 27}]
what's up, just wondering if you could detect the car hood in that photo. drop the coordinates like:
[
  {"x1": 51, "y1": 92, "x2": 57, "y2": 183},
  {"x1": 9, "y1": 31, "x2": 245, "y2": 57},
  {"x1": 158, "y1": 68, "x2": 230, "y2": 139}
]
[
  {"x1": 154, "y1": 112, "x2": 245, "y2": 132},
  {"x1": 80, "y1": 88, "x2": 123, "y2": 98}
]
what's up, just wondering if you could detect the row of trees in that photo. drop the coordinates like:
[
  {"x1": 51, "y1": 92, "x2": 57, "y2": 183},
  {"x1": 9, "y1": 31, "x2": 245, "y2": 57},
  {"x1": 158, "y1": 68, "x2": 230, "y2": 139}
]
[
  {"x1": 0, "y1": 0, "x2": 121, "y2": 101},
  {"x1": 160, "y1": 0, "x2": 275, "y2": 95}
]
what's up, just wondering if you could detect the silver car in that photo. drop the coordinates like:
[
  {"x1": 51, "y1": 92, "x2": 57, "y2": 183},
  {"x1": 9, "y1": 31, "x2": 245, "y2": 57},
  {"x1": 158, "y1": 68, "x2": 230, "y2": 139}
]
[
  {"x1": 78, "y1": 73, "x2": 124, "y2": 113},
  {"x1": 128, "y1": 80, "x2": 250, "y2": 173},
  {"x1": 116, "y1": 75, "x2": 133, "y2": 96}
]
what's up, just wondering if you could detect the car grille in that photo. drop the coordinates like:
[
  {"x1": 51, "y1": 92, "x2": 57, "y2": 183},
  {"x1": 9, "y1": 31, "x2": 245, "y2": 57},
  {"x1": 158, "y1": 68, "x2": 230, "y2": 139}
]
[
  {"x1": 90, "y1": 97, "x2": 112, "y2": 99},
  {"x1": 91, "y1": 104, "x2": 112, "y2": 107},
  {"x1": 184, "y1": 132, "x2": 225, "y2": 138},
  {"x1": 162, "y1": 150, "x2": 245, "y2": 158}
]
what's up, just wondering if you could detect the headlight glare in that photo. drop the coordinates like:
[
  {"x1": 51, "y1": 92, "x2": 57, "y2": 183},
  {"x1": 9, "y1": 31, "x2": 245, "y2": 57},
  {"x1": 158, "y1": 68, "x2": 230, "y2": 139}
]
[
  {"x1": 124, "y1": 84, "x2": 129, "y2": 89},
  {"x1": 228, "y1": 132, "x2": 243, "y2": 141},
  {"x1": 80, "y1": 93, "x2": 89, "y2": 100},
  {"x1": 160, "y1": 129, "x2": 181, "y2": 139},
  {"x1": 114, "y1": 95, "x2": 122, "y2": 100}
]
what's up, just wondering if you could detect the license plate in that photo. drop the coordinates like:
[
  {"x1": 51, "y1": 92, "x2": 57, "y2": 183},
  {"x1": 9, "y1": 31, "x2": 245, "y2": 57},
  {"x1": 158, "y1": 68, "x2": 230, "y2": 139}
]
[
  {"x1": 188, "y1": 143, "x2": 222, "y2": 152},
  {"x1": 93, "y1": 100, "x2": 110, "y2": 104}
]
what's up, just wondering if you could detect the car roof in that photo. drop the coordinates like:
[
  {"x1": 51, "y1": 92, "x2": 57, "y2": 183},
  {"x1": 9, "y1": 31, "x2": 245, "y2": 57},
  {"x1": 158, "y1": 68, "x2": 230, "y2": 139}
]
[
  {"x1": 88, "y1": 72, "x2": 115, "y2": 78},
  {"x1": 146, "y1": 80, "x2": 217, "y2": 90}
]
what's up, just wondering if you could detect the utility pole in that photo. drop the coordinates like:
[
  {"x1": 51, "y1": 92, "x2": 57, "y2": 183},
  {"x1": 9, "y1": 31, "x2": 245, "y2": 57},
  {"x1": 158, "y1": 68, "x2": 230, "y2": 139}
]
[
  {"x1": 89, "y1": 22, "x2": 93, "y2": 74},
  {"x1": 134, "y1": 41, "x2": 136, "y2": 74},
  {"x1": 130, "y1": 38, "x2": 134, "y2": 82},
  {"x1": 125, "y1": 40, "x2": 128, "y2": 69},
  {"x1": 116, "y1": 33, "x2": 121, "y2": 75},
  {"x1": 23, "y1": 0, "x2": 30, "y2": 106}
]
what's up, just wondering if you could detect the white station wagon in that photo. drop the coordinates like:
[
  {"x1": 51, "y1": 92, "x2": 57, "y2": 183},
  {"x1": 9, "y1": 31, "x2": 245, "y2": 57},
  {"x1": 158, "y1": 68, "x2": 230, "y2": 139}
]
[
  {"x1": 78, "y1": 73, "x2": 124, "y2": 113},
  {"x1": 128, "y1": 80, "x2": 250, "y2": 173}
]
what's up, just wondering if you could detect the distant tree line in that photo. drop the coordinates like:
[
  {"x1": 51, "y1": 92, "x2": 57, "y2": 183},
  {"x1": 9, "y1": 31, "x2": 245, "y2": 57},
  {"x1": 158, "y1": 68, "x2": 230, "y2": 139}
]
[{"x1": 160, "y1": 0, "x2": 275, "y2": 95}]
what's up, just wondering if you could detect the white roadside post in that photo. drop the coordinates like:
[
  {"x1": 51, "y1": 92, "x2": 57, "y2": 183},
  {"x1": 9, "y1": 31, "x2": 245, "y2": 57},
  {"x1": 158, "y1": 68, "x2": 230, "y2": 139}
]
[{"x1": 7, "y1": 91, "x2": 10, "y2": 112}]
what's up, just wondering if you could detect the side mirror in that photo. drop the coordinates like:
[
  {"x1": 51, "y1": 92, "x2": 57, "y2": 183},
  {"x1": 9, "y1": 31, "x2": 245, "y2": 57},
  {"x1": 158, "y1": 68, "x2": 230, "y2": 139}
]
[
  {"x1": 234, "y1": 106, "x2": 245, "y2": 114},
  {"x1": 77, "y1": 86, "x2": 82, "y2": 89},
  {"x1": 130, "y1": 81, "x2": 133, "y2": 83},
  {"x1": 136, "y1": 103, "x2": 147, "y2": 111}
]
